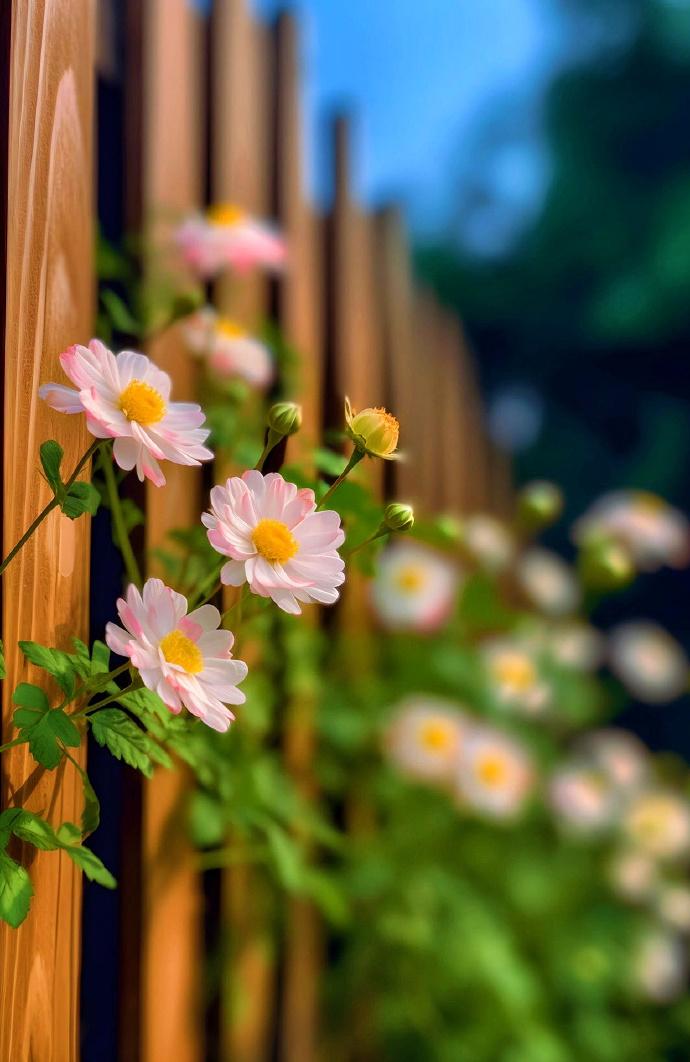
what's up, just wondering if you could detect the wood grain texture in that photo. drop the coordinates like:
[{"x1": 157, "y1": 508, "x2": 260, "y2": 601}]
[
  {"x1": 140, "y1": 1, "x2": 205, "y2": 1059},
  {"x1": 0, "y1": 3, "x2": 94, "y2": 1059}
]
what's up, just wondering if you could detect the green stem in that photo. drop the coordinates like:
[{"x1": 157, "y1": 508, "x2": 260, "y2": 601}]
[
  {"x1": 344, "y1": 526, "x2": 389, "y2": 558},
  {"x1": 100, "y1": 442, "x2": 143, "y2": 588},
  {"x1": 74, "y1": 679, "x2": 143, "y2": 718},
  {"x1": 254, "y1": 429, "x2": 283, "y2": 472},
  {"x1": 188, "y1": 567, "x2": 223, "y2": 609},
  {"x1": 222, "y1": 583, "x2": 250, "y2": 628},
  {"x1": 0, "y1": 735, "x2": 27, "y2": 755},
  {"x1": 0, "y1": 439, "x2": 100, "y2": 577},
  {"x1": 316, "y1": 449, "x2": 365, "y2": 510}
]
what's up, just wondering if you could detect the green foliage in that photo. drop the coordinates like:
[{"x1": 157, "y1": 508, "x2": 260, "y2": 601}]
[
  {"x1": 39, "y1": 441, "x2": 100, "y2": 520},
  {"x1": 0, "y1": 809, "x2": 115, "y2": 926},
  {"x1": 0, "y1": 639, "x2": 5, "y2": 680},
  {"x1": 89, "y1": 707, "x2": 172, "y2": 778},
  {"x1": 12, "y1": 684, "x2": 81, "y2": 769}
]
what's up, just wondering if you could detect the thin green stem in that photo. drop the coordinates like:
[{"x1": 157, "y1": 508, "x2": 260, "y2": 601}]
[
  {"x1": 188, "y1": 566, "x2": 223, "y2": 609},
  {"x1": 0, "y1": 439, "x2": 100, "y2": 577},
  {"x1": 222, "y1": 584, "x2": 250, "y2": 628},
  {"x1": 344, "y1": 526, "x2": 389, "y2": 559},
  {"x1": 74, "y1": 679, "x2": 143, "y2": 719},
  {"x1": 254, "y1": 429, "x2": 283, "y2": 472},
  {"x1": 100, "y1": 442, "x2": 143, "y2": 588},
  {"x1": 0, "y1": 735, "x2": 27, "y2": 755},
  {"x1": 316, "y1": 449, "x2": 365, "y2": 510}
]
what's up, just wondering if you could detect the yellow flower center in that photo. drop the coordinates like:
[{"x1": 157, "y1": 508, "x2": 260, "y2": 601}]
[
  {"x1": 477, "y1": 753, "x2": 508, "y2": 788},
  {"x1": 394, "y1": 565, "x2": 426, "y2": 593},
  {"x1": 492, "y1": 652, "x2": 536, "y2": 692},
  {"x1": 217, "y1": 317, "x2": 247, "y2": 339},
  {"x1": 419, "y1": 720, "x2": 455, "y2": 753},
  {"x1": 207, "y1": 203, "x2": 245, "y2": 227},
  {"x1": 252, "y1": 518, "x2": 299, "y2": 565},
  {"x1": 159, "y1": 629, "x2": 204, "y2": 674},
  {"x1": 118, "y1": 380, "x2": 166, "y2": 426}
]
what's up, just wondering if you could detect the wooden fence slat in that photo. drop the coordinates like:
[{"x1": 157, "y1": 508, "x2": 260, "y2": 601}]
[
  {"x1": 140, "y1": 1, "x2": 206, "y2": 1059},
  {"x1": 0, "y1": 3, "x2": 94, "y2": 1059}
]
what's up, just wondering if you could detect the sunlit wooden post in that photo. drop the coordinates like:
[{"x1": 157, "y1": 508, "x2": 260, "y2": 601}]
[
  {"x1": 272, "y1": 13, "x2": 325, "y2": 1062},
  {"x1": 0, "y1": 3, "x2": 94, "y2": 1058},
  {"x1": 139, "y1": 1, "x2": 206, "y2": 1059},
  {"x1": 212, "y1": 2, "x2": 276, "y2": 1058}
]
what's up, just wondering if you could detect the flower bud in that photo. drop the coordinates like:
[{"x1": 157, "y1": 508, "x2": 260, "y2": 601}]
[
  {"x1": 382, "y1": 502, "x2": 415, "y2": 533},
  {"x1": 344, "y1": 396, "x2": 399, "y2": 459},
  {"x1": 578, "y1": 535, "x2": 635, "y2": 591},
  {"x1": 517, "y1": 480, "x2": 563, "y2": 529},
  {"x1": 267, "y1": 401, "x2": 302, "y2": 437}
]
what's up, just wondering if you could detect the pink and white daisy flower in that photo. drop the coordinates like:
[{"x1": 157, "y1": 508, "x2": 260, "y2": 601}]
[
  {"x1": 623, "y1": 790, "x2": 690, "y2": 860},
  {"x1": 105, "y1": 578, "x2": 247, "y2": 732},
  {"x1": 548, "y1": 762, "x2": 619, "y2": 834},
  {"x1": 184, "y1": 306, "x2": 274, "y2": 388},
  {"x1": 175, "y1": 204, "x2": 286, "y2": 280},
  {"x1": 516, "y1": 547, "x2": 580, "y2": 616},
  {"x1": 370, "y1": 542, "x2": 459, "y2": 632},
  {"x1": 482, "y1": 637, "x2": 551, "y2": 717},
  {"x1": 384, "y1": 696, "x2": 468, "y2": 785},
  {"x1": 39, "y1": 339, "x2": 213, "y2": 487},
  {"x1": 202, "y1": 471, "x2": 345, "y2": 615},
  {"x1": 609, "y1": 621, "x2": 689, "y2": 704},
  {"x1": 632, "y1": 929, "x2": 686, "y2": 1002},
  {"x1": 455, "y1": 726, "x2": 534, "y2": 819},
  {"x1": 573, "y1": 490, "x2": 690, "y2": 572}
]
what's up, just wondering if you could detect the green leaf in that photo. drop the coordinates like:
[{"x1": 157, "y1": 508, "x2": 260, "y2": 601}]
[
  {"x1": 90, "y1": 708, "x2": 171, "y2": 777},
  {"x1": 90, "y1": 641, "x2": 111, "y2": 675},
  {"x1": 0, "y1": 639, "x2": 5, "y2": 680},
  {"x1": 12, "y1": 682, "x2": 49, "y2": 711},
  {"x1": 13, "y1": 696, "x2": 81, "y2": 770},
  {"x1": 61, "y1": 481, "x2": 100, "y2": 520},
  {"x1": 18, "y1": 642, "x2": 78, "y2": 698},
  {"x1": 8, "y1": 810, "x2": 61, "y2": 850},
  {"x1": 313, "y1": 447, "x2": 348, "y2": 477},
  {"x1": 0, "y1": 850, "x2": 33, "y2": 928},
  {"x1": 39, "y1": 440, "x2": 65, "y2": 497},
  {"x1": 100, "y1": 288, "x2": 141, "y2": 336},
  {"x1": 63, "y1": 842, "x2": 116, "y2": 888}
]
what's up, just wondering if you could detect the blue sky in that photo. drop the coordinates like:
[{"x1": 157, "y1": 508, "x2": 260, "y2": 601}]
[{"x1": 252, "y1": 0, "x2": 562, "y2": 233}]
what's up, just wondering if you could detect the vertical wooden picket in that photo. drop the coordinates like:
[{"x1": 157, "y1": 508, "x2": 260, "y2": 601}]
[
  {"x1": 272, "y1": 13, "x2": 324, "y2": 1062},
  {"x1": 139, "y1": 1, "x2": 206, "y2": 1059},
  {"x1": 212, "y1": 3, "x2": 276, "y2": 1059},
  {"x1": 0, "y1": 3, "x2": 94, "y2": 1059}
]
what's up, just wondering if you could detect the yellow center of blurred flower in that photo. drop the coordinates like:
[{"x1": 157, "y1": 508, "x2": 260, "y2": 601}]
[
  {"x1": 419, "y1": 720, "x2": 454, "y2": 753},
  {"x1": 633, "y1": 492, "x2": 664, "y2": 515},
  {"x1": 252, "y1": 518, "x2": 298, "y2": 565},
  {"x1": 159, "y1": 630, "x2": 204, "y2": 674},
  {"x1": 216, "y1": 317, "x2": 246, "y2": 339},
  {"x1": 394, "y1": 565, "x2": 426, "y2": 593},
  {"x1": 492, "y1": 652, "x2": 537, "y2": 692},
  {"x1": 477, "y1": 753, "x2": 508, "y2": 788},
  {"x1": 207, "y1": 203, "x2": 245, "y2": 227},
  {"x1": 118, "y1": 380, "x2": 166, "y2": 425}
]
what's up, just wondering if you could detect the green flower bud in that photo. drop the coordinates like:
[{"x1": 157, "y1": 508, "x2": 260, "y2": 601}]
[
  {"x1": 517, "y1": 480, "x2": 563, "y2": 528},
  {"x1": 267, "y1": 401, "x2": 302, "y2": 437},
  {"x1": 382, "y1": 502, "x2": 415, "y2": 533},
  {"x1": 579, "y1": 535, "x2": 635, "y2": 591}
]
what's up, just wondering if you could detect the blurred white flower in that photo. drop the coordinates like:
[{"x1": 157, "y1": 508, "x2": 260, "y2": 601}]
[
  {"x1": 184, "y1": 306, "x2": 274, "y2": 388},
  {"x1": 516, "y1": 547, "x2": 580, "y2": 616},
  {"x1": 482, "y1": 638, "x2": 550, "y2": 716},
  {"x1": 548, "y1": 763, "x2": 619, "y2": 834},
  {"x1": 546, "y1": 621, "x2": 605, "y2": 671},
  {"x1": 371, "y1": 542, "x2": 459, "y2": 632},
  {"x1": 632, "y1": 929, "x2": 686, "y2": 1002},
  {"x1": 384, "y1": 697, "x2": 466, "y2": 785},
  {"x1": 576, "y1": 729, "x2": 650, "y2": 792},
  {"x1": 609, "y1": 850, "x2": 658, "y2": 902},
  {"x1": 461, "y1": 514, "x2": 514, "y2": 572},
  {"x1": 455, "y1": 727, "x2": 534, "y2": 819},
  {"x1": 657, "y1": 884, "x2": 690, "y2": 933},
  {"x1": 573, "y1": 491, "x2": 689, "y2": 572},
  {"x1": 609, "y1": 621, "x2": 688, "y2": 704},
  {"x1": 624, "y1": 790, "x2": 690, "y2": 859}
]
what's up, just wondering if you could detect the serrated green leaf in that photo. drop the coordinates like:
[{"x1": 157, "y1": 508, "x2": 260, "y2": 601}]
[
  {"x1": 90, "y1": 641, "x2": 111, "y2": 675},
  {"x1": 61, "y1": 481, "x2": 100, "y2": 520},
  {"x1": 8, "y1": 810, "x2": 61, "y2": 850},
  {"x1": 64, "y1": 843, "x2": 117, "y2": 888},
  {"x1": 0, "y1": 850, "x2": 33, "y2": 927},
  {"x1": 13, "y1": 701, "x2": 81, "y2": 770},
  {"x1": 12, "y1": 682, "x2": 49, "y2": 710},
  {"x1": 0, "y1": 639, "x2": 6, "y2": 680},
  {"x1": 90, "y1": 708, "x2": 171, "y2": 777},
  {"x1": 39, "y1": 440, "x2": 65, "y2": 497},
  {"x1": 18, "y1": 642, "x2": 78, "y2": 698}
]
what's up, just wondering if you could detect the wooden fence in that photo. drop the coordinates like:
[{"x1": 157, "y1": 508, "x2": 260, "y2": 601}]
[{"x1": 0, "y1": 1, "x2": 508, "y2": 1058}]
